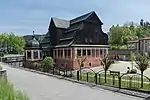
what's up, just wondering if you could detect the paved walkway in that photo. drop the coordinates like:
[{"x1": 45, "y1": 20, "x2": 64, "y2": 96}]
[
  {"x1": 84, "y1": 61, "x2": 150, "y2": 77},
  {"x1": 1, "y1": 63, "x2": 143, "y2": 100}
]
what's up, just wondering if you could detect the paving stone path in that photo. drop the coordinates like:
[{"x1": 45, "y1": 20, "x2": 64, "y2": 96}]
[{"x1": 0, "y1": 63, "x2": 144, "y2": 100}]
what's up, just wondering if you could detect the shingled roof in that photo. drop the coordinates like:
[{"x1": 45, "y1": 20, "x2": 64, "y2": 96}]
[
  {"x1": 52, "y1": 17, "x2": 70, "y2": 29},
  {"x1": 57, "y1": 11, "x2": 103, "y2": 47},
  {"x1": 42, "y1": 11, "x2": 105, "y2": 48},
  {"x1": 70, "y1": 11, "x2": 103, "y2": 25},
  {"x1": 70, "y1": 11, "x2": 93, "y2": 24}
]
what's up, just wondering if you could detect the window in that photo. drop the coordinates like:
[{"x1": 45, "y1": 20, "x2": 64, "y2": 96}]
[
  {"x1": 68, "y1": 49, "x2": 71, "y2": 57},
  {"x1": 65, "y1": 64, "x2": 68, "y2": 68},
  {"x1": 34, "y1": 51, "x2": 38, "y2": 59},
  {"x1": 100, "y1": 49, "x2": 103, "y2": 55},
  {"x1": 82, "y1": 49, "x2": 86, "y2": 56},
  {"x1": 96, "y1": 49, "x2": 99, "y2": 57},
  {"x1": 60, "y1": 50, "x2": 63, "y2": 57},
  {"x1": 27, "y1": 51, "x2": 31, "y2": 59},
  {"x1": 103, "y1": 49, "x2": 106, "y2": 55},
  {"x1": 89, "y1": 63, "x2": 91, "y2": 66},
  {"x1": 54, "y1": 50, "x2": 56, "y2": 57},
  {"x1": 58, "y1": 50, "x2": 60, "y2": 57},
  {"x1": 92, "y1": 49, "x2": 95, "y2": 57},
  {"x1": 77, "y1": 49, "x2": 81, "y2": 56},
  {"x1": 40, "y1": 51, "x2": 42, "y2": 58},
  {"x1": 87, "y1": 49, "x2": 91, "y2": 55},
  {"x1": 64, "y1": 50, "x2": 67, "y2": 57}
]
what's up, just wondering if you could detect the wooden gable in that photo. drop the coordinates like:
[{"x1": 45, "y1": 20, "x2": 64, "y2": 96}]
[{"x1": 85, "y1": 11, "x2": 103, "y2": 25}]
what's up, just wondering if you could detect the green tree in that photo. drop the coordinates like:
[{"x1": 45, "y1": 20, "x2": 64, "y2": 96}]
[
  {"x1": 108, "y1": 24, "x2": 137, "y2": 49},
  {"x1": 0, "y1": 32, "x2": 25, "y2": 54},
  {"x1": 135, "y1": 54, "x2": 149, "y2": 88},
  {"x1": 100, "y1": 55, "x2": 114, "y2": 83},
  {"x1": 43, "y1": 57, "x2": 54, "y2": 72}
]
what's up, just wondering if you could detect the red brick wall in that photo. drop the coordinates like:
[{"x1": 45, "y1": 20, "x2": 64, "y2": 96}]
[
  {"x1": 55, "y1": 57, "x2": 102, "y2": 70},
  {"x1": 54, "y1": 47, "x2": 104, "y2": 70},
  {"x1": 55, "y1": 58, "x2": 74, "y2": 69},
  {"x1": 73, "y1": 57, "x2": 102, "y2": 70}
]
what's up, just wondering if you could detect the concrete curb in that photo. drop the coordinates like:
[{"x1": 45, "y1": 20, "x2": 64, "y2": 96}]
[{"x1": 3, "y1": 63, "x2": 149, "y2": 99}]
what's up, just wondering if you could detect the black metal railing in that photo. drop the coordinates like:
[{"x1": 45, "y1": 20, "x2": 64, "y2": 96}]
[{"x1": 5, "y1": 61, "x2": 150, "y2": 93}]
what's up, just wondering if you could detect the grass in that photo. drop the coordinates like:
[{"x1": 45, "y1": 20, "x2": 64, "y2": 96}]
[
  {"x1": 72, "y1": 72, "x2": 150, "y2": 91},
  {"x1": 0, "y1": 65, "x2": 2, "y2": 70},
  {"x1": 0, "y1": 78, "x2": 29, "y2": 100}
]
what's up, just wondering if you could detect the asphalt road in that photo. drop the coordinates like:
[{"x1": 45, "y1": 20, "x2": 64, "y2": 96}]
[{"x1": 1, "y1": 63, "x2": 144, "y2": 100}]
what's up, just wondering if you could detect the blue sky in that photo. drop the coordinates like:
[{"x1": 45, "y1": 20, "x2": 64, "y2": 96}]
[{"x1": 0, "y1": 0, "x2": 150, "y2": 36}]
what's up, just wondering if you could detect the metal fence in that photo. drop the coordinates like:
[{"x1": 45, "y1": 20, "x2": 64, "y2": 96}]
[
  {"x1": 5, "y1": 60, "x2": 150, "y2": 93},
  {"x1": 74, "y1": 68, "x2": 150, "y2": 93}
]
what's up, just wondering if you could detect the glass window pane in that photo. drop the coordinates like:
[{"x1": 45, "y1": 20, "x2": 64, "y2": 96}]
[
  {"x1": 68, "y1": 49, "x2": 71, "y2": 57},
  {"x1": 87, "y1": 49, "x2": 91, "y2": 55},
  {"x1": 83, "y1": 49, "x2": 86, "y2": 56},
  {"x1": 27, "y1": 51, "x2": 31, "y2": 59},
  {"x1": 34, "y1": 51, "x2": 38, "y2": 59},
  {"x1": 77, "y1": 49, "x2": 81, "y2": 56}
]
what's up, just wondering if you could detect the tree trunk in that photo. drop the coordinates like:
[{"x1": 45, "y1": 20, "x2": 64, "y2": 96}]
[
  {"x1": 80, "y1": 66, "x2": 82, "y2": 80},
  {"x1": 105, "y1": 70, "x2": 107, "y2": 83},
  {"x1": 141, "y1": 71, "x2": 143, "y2": 88}
]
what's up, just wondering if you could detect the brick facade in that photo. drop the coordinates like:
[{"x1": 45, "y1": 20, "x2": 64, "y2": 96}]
[{"x1": 54, "y1": 46, "x2": 108, "y2": 70}]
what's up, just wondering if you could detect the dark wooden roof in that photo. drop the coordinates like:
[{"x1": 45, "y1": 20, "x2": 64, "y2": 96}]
[
  {"x1": 70, "y1": 11, "x2": 103, "y2": 25},
  {"x1": 40, "y1": 31, "x2": 51, "y2": 48},
  {"x1": 51, "y1": 17, "x2": 70, "y2": 29},
  {"x1": 41, "y1": 11, "x2": 107, "y2": 49},
  {"x1": 57, "y1": 11, "x2": 103, "y2": 47}
]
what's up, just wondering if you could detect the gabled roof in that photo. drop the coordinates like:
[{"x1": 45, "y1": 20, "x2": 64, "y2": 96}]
[
  {"x1": 70, "y1": 11, "x2": 103, "y2": 25},
  {"x1": 70, "y1": 11, "x2": 93, "y2": 24},
  {"x1": 52, "y1": 17, "x2": 70, "y2": 29},
  {"x1": 40, "y1": 31, "x2": 51, "y2": 45}
]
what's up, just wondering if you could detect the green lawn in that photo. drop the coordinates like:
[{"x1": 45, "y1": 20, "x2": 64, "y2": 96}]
[
  {"x1": 72, "y1": 72, "x2": 150, "y2": 91},
  {"x1": 0, "y1": 78, "x2": 29, "y2": 100}
]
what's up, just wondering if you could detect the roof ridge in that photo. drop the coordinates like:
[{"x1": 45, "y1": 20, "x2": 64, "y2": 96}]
[{"x1": 70, "y1": 11, "x2": 95, "y2": 24}]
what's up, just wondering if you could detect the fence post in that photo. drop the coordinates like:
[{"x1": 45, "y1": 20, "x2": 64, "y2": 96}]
[
  {"x1": 70, "y1": 69, "x2": 73, "y2": 77},
  {"x1": 63, "y1": 69, "x2": 65, "y2": 76},
  {"x1": 18, "y1": 62, "x2": 20, "y2": 67},
  {"x1": 113, "y1": 75, "x2": 115, "y2": 86},
  {"x1": 77, "y1": 71, "x2": 79, "y2": 81},
  {"x1": 119, "y1": 76, "x2": 121, "y2": 89},
  {"x1": 129, "y1": 77, "x2": 132, "y2": 88},
  {"x1": 87, "y1": 72, "x2": 89, "y2": 82},
  {"x1": 99, "y1": 74, "x2": 100, "y2": 84},
  {"x1": 59, "y1": 67, "x2": 60, "y2": 75},
  {"x1": 66, "y1": 67, "x2": 67, "y2": 77},
  {"x1": 52, "y1": 67, "x2": 54, "y2": 74},
  {"x1": 95, "y1": 73, "x2": 97, "y2": 85}
]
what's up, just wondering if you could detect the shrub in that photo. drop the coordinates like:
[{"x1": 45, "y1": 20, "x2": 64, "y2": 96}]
[
  {"x1": 32, "y1": 62, "x2": 42, "y2": 71},
  {"x1": 0, "y1": 52, "x2": 4, "y2": 57},
  {"x1": 43, "y1": 57, "x2": 54, "y2": 72},
  {"x1": 0, "y1": 79, "x2": 29, "y2": 100}
]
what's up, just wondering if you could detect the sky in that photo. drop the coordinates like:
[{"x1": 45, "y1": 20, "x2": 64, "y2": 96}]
[{"x1": 0, "y1": 0, "x2": 150, "y2": 36}]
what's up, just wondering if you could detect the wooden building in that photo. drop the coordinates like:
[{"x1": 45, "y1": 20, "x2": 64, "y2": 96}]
[{"x1": 41, "y1": 11, "x2": 109, "y2": 70}]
